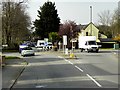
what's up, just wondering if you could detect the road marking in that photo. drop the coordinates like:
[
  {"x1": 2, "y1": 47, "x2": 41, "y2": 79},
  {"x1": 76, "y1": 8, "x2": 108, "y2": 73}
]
[
  {"x1": 58, "y1": 55, "x2": 102, "y2": 87},
  {"x1": 58, "y1": 56, "x2": 73, "y2": 65},
  {"x1": 75, "y1": 65, "x2": 83, "y2": 72},
  {"x1": 17, "y1": 76, "x2": 91, "y2": 85},
  {"x1": 67, "y1": 61, "x2": 73, "y2": 65},
  {"x1": 36, "y1": 85, "x2": 47, "y2": 88},
  {"x1": 65, "y1": 59, "x2": 68, "y2": 62},
  {"x1": 58, "y1": 56, "x2": 63, "y2": 58},
  {"x1": 58, "y1": 56, "x2": 68, "y2": 62},
  {"x1": 86, "y1": 74, "x2": 102, "y2": 87}
]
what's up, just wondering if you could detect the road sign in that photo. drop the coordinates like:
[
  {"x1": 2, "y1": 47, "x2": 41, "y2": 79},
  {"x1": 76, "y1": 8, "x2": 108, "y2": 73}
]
[{"x1": 63, "y1": 35, "x2": 67, "y2": 45}]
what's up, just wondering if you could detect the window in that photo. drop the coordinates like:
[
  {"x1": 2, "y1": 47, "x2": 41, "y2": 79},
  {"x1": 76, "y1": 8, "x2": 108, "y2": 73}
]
[
  {"x1": 86, "y1": 32, "x2": 88, "y2": 36},
  {"x1": 88, "y1": 41, "x2": 96, "y2": 45}
]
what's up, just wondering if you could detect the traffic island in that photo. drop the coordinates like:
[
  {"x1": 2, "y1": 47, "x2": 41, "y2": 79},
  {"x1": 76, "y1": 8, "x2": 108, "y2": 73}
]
[{"x1": 58, "y1": 50, "x2": 78, "y2": 60}]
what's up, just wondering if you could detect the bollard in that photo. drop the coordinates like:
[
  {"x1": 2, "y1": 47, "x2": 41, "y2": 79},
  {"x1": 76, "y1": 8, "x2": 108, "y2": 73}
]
[
  {"x1": 65, "y1": 48, "x2": 68, "y2": 55},
  {"x1": 70, "y1": 53, "x2": 74, "y2": 58}
]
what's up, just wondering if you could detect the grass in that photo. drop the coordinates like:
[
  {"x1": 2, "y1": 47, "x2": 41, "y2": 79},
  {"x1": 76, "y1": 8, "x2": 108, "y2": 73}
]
[
  {"x1": 2, "y1": 49, "x2": 19, "y2": 52},
  {"x1": 100, "y1": 48, "x2": 114, "y2": 50},
  {"x1": 5, "y1": 56, "x2": 21, "y2": 60},
  {"x1": 100, "y1": 48, "x2": 120, "y2": 50}
]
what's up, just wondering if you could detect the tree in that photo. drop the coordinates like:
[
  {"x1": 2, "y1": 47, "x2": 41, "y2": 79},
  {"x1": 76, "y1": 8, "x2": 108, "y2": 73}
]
[
  {"x1": 111, "y1": 9, "x2": 120, "y2": 38},
  {"x1": 34, "y1": 1, "x2": 60, "y2": 39},
  {"x1": 58, "y1": 20, "x2": 78, "y2": 39},
  {"x1": 2, "y1": 1, "x2": 31, "y2": 48},
  {"x1": 97, "y1": 25, "x2": 112, "y2": 38},
  {"x1": 0, "y1": 6, "x2": 2, "y2": 46},
  {"x1": 97, "y1": 10, "x2": 113, "y2": 38},
  {"x1": 98, "y1": 10, "x2": 112, "y2": 26},
  {"x1": 58, "y1": 20, "x2": 78, "y2": 48},
  {"x1": 49, "y1": 32, "x2": 60, "y2": 45}
]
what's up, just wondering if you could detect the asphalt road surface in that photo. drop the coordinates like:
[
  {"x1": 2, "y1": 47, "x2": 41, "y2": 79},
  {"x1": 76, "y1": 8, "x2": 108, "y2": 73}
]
[{"x1": 4, "y1": 50, "x2": 119, "y2": 89}]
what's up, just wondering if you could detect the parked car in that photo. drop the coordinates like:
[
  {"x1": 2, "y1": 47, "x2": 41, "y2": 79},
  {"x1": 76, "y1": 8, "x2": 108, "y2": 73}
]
[
  {"x1": 19, "y1": 44, "x2": 28, "y2": 53},
  {"x1": 47, "y1": 42, "x2": 53, "y2": 50},
  {"x1": 21, "y1": 47, "x2": 35, "y2": 56}
]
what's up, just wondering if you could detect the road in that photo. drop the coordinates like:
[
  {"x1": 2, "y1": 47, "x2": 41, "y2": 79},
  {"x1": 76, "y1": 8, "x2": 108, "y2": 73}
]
[{"x1": 3, "y1": 50, "x2": 119, "y2": 89}]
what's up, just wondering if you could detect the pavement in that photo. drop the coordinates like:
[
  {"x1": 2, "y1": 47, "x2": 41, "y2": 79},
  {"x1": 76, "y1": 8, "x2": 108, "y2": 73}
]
[{"x1": 2, "y1": 57, "x2": 27, "y2": 89}]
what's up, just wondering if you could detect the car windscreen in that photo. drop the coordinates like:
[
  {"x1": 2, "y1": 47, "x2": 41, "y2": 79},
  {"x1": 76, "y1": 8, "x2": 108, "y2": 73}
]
[
  {"x1": 48, "y1": 44, "x2": 52, "y2": 45},
  {"x1": 22, "y1": 47, "x2": 32, "y2": 50},
  {"x1": 40, "y1": 43, "x2": 44, "y2": 45},
  {"x1": 88, "y1": 41, "x2": 96, "y2": 45}
]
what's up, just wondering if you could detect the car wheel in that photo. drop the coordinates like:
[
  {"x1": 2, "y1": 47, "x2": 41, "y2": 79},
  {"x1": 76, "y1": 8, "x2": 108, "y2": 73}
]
[
  {"x1": 81, "y1": 49, "x2": 83, "y2": 52},
  {"x1": 96, "y1": 50, "x2": 98, "y2": 53},
  {"x1": 87, "y1": 49, "x2": 89, "y2": 53},
  {"x1": 32, "y1": 54, "x2": 35, "y2": 56}
]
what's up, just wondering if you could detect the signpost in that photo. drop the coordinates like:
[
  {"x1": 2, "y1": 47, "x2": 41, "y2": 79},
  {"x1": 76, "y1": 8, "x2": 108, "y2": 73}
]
[
  {"x1": 58, "y1": 42, "x2": 61, "y2": 51},
  {"x1": 63, "y1": 35, "x2": 67, "y2": 54}
]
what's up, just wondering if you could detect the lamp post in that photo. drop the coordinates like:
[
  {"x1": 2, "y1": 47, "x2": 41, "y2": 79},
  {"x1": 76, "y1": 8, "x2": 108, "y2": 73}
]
[
  {"x1": 90, "y1": 6, "x2": 92, "y2": 36},
  {"x1": 70, "y1": 25, "x2": 73, "y2": 51}
]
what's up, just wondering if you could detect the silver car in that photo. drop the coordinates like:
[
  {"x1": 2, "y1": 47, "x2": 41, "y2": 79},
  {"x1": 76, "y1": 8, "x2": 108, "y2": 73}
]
[{"x1": 21, "y1": 47, "x2": 35, "y2": 56}]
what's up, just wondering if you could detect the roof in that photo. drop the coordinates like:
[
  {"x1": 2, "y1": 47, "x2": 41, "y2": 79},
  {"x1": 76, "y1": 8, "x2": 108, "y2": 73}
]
[
  {"x1": 99, "y1": 38, "x2": 118, "y2": 42},
  {"x1": 80, "y1": 22, "x2": 99, "y2": 31}
]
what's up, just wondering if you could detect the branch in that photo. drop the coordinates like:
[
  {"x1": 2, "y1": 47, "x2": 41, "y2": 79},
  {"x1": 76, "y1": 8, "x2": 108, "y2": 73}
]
[{"x1": 17, "y1": 0, "x2": 28, "y2": 6}]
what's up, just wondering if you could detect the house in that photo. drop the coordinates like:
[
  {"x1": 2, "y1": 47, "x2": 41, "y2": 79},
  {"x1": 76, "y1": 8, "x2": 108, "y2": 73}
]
[
  {"x1": 78, "y1": 22, "x2": 118, "y2": 48},
  {"x1": 79, "y1": 22, "x2": 107, "y2": 42}
]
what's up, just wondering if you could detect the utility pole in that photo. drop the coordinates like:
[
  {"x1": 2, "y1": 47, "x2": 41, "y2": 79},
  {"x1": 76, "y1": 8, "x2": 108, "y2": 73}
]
[
  {"x1": 70, "y1": 25, "x2": 73, "y2": 51},
  {"x1": 90, "y1": 6, "x2": 92, "y2": 36}
]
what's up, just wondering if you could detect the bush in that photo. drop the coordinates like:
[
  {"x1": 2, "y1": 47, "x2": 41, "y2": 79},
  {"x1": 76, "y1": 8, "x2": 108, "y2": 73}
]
[
  {"x1": 113, "y1": 34, "x2": 120, "y2": 41},
  {"x1": 2, "y1": 43, "x2": 19, "y2": 52}
]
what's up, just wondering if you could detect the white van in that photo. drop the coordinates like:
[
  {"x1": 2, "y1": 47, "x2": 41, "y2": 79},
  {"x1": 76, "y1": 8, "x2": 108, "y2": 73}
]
[
  {"x1": 36, "y1": 40, "x2": 45, "y2": 50},
  {"x1": 78, "y1": 36, "x2": 99, "y2": 53}
]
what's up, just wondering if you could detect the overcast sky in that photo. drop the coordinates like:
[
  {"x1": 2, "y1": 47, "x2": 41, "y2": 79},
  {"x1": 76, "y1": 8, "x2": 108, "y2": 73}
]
[{"x1": 27, "y1": 0, "x2": 119, "y2": 25}]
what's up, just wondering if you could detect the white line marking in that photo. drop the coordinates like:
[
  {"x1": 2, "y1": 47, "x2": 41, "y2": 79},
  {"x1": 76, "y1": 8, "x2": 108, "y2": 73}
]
[
  {"x1": 36, "y1": 85, "x2": 47, "y2": 88},
  {"x1": 75, "y1": 65, "x2": 83, "y2": 72},
  {"x1": 58, "y1": 56, "x2": 63, "y2": 58},
  {"x1": 68, "y1": 61, "x2": 74, "y2": 65},
  {"x1": 86, "y1": 74, "x2": 102, "y2": 87},
  {"x1": 58, "y1": 56, "x2": 73, "y2": 65},
  {"x1": 64, "y1": 58, "x2": 68, "y2": 61}
]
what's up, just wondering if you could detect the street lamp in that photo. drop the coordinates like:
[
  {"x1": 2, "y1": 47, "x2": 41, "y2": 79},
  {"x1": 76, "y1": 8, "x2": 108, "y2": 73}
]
[
  {"x1": 70, "y1": 25, "x2": 74, "y2": 51},
  {"x1": 90, "y1": 6, "x2": 92, "y2": 36}
]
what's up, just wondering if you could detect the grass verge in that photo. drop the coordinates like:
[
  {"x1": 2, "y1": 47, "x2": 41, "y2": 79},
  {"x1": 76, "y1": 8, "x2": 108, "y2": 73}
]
[{"x1": 5, "y1": 56, "x2": 21, "y2": 60}]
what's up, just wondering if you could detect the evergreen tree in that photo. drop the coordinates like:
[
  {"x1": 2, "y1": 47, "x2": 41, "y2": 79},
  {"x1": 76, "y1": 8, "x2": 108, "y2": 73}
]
[{"x1": 34, "y1": 1, "x2": 60, "y2": 39}]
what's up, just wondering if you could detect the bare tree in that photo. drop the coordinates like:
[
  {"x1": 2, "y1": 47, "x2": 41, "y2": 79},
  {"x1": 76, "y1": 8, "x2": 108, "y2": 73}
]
[
  {"x1": 2, "y1": 0, "x2": 31, "y2": 48},
  {"x1": 98, "y1": 10, "x2": 112, "y2": 26},
  {"x1": 111, "y1": 8, "x2": 120, "y2": 37},
  {"x1": 97, "y1": 10, "x2": 113, "y2": 38}
]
